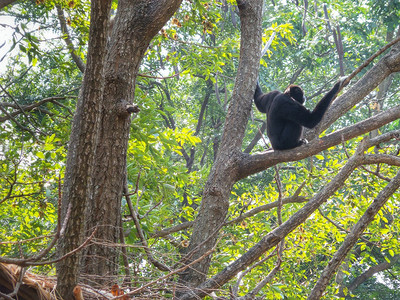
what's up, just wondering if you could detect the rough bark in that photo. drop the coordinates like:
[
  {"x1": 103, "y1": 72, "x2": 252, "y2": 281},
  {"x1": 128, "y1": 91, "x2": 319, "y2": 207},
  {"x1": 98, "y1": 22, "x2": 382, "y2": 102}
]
[
  {"x1": 80, "y1": 0, "x2": 182, "y2": 282},
  {"x1": 56, "y1": 1, "x2": 112, "y2": 299},
  {"x1": 178, "y1": 0, "x2": 264, "y2": 293}
]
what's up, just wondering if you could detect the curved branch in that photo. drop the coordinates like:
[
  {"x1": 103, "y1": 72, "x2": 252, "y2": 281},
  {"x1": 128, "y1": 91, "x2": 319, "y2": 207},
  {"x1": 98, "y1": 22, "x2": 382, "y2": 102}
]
[
  {"x1": 0, "y1": 96, "x2": 67, "y2": 122},
  {"x1": 151, "y1": 195, "x2": 307, "y2": 239},
  {"x1": 226, "y1": 195, "x2": 308, "y2": 226},
  {"x1": 347, "y1": 255, "x2": 400, "y2": 293},
  {"x1": 124, "y1": 178, "x2": 170, "y2": 272},
  {"x1": 341, "y1": 35, "x2": 400, "y2": 88},
  {"x1": 0, "y1": 203, "x2": 72, "y2": 266}
]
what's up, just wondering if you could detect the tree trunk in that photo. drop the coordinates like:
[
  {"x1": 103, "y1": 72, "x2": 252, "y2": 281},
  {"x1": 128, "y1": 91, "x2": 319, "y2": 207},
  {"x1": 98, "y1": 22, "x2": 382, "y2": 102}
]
[
  {"x1": 57, "y1": 0, "x2": 182, "y2": 297},
  {"x1": 56, "y1": 1, "x2": 112, "y2": 299},
  {"x1": 80, "y1": 0, "x2": 182, "y2": 283},
  {"x1": 178, "y1": 0, "x2": 264, "y2": 293}
]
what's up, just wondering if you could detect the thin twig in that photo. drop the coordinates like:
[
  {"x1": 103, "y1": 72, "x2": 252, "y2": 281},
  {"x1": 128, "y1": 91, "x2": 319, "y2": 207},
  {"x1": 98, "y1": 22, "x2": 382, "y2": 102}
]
[
  {"x1": 317, "y1": 207, "x2": 376, "y2": 246},
  {"x1": 124, "y1": 174, "x2": 170, "y2": 272},
  {"x1": 232, "y1": 248, "x2": 277, "y2": 297},
  {"x1": 115, "y1": 243, "x2": 218, "y2": 299},
  {"x1": 341, "y1": 35, "x2": 400, "y2": 88}
]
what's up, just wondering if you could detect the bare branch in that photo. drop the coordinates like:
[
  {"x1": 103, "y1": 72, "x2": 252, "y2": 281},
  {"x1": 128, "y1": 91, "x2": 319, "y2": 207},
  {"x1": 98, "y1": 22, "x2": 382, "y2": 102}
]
[
  {"x1": 152, "y1": 194, "x2": 308, "y2": 239},
  {"x1": 138, "y1": 69, "x2": 185, "y2": 79},
  {"x1": 124, "y1": 175, "x2": 170, "y2": 272},
  {"x1": 118, "y1": 215, "x2": 131, "y2": 284},
  {"x1": 303, "y1": 35, "x2": 400, "y2": 142},
  {"x1": 341, "y1": 35, "x2": 400, "y2": 88},
  {"x1": 235, "y1": 169, "x2": 287, "y2": 300},
  {"x1": 301, "y1": 0, "x2": 308, "y2": 36},
  {"x1": 0, "y1": 267, "x2": 26, "y2": 300},
  {"x1": 119, "y1": 245, "x2": 218, "y2": 299},
  {"x1": 243, "y1": 120, "x2": 267, "y2": 154},
  {"x1": 261, "y1": 32, "x2": 276, "y2": 57},
  {"x1": 226, "y1": 195, "x2": 308, "y2": 227},
  {"x1": 232, "y1": 249, "x2": 277, "y2": 298},
  {"x1": 333, "y1": 26, "x2": 345, "y2": 76},
  {"x1": 0, "y1": 99, "x2": 40, "y2": 141},
  {"x1": 0, "y1": 96, "x2": 68, "y2": 122},
  {"x1": 0, "y1": 203, "x2": 72, "y2": 265},
  {"x1": 56, "y1": 5, "x2": 86, "y2": 73},
  {"x1": 237, "y1": 262, "x2": 280, "y2": 300},
  {"x1": 317, "y1": 208, "x2": 374, "y2": 245}
]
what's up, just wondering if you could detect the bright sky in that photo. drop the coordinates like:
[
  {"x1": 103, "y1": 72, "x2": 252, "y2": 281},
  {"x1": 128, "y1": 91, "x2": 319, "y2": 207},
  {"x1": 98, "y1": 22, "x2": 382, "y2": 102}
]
[{"x1": 0, "y1": 16, "x2": 19, "y2": 72}]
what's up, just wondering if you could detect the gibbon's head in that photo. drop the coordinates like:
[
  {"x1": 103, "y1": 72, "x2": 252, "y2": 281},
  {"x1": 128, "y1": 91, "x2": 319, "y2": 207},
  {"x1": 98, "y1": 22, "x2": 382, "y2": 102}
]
[{"x1": 285, "y1": 84, "x2": 305, "y2": 104}]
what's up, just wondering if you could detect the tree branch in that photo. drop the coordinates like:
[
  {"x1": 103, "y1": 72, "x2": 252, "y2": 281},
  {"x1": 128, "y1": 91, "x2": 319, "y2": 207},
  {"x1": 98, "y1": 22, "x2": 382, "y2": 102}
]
[
  {"x1": 0, "y1": 96, "x2": 67, "y2": 122},
  {"x1": 347, "y1": 254, "x2": 400, "y2": 293},
  {"x1": 308, "y1": 170, "x2": 400, "y2": 299},
  {"x1": 56, "y1": 5, "x2": 86, "y2": 73},
  {"x1": 124, "y1": 176, "x2": 171, "y2": 272},
  {"x1": 232, "y1": 248, "x2": 277, "y2": 298},
  {"x1": 333, "y1": 26, "x2": 345, "y2": 76},
  {"x1": 151, "y1": 194, "x2": 308, "y2": 239},
  {"x1": 309, "y1": 35, "x2": 400, "y2": 139},
  {"x1": 238, "y1": 108, "x2": 400, "y2": 180},
  {"x1": 0, "y1": 203, "x2": 72, "y2": 266},
  {"x1": 178, "y1": 140, "x2": 369, "y2": 299}
]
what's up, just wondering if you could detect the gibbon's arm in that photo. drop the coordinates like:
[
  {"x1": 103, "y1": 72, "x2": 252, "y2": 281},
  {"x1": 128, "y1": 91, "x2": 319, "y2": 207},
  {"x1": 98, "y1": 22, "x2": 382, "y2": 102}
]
[
  {"x1": 279, "y1": 81, "x2": 341, "y2": 128},
  {"x1": 254, "y1": 82, "x2": 280, "y2": 114}
]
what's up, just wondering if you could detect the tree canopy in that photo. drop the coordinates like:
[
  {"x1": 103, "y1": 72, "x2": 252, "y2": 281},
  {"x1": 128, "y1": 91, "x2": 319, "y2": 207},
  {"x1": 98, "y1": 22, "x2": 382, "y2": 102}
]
[{"x1": 1, "y1": 0, "x2": 400, "y2": 299}]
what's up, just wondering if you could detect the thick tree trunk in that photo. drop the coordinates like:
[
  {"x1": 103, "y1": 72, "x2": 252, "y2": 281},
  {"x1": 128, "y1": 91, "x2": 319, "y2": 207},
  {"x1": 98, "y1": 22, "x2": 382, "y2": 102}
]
[
  {"x1": 56, "y1": 1, "x2": 112, "y2": 299},
  {"x1": 57, "y1": 0, "x2": 182, "y2": 296},
  {"x1": 80, "y1": 0, "x2": 182, "y2": 283},
  {"x1": 178, "y1": 0, "x2": 264, "y2": 293}
]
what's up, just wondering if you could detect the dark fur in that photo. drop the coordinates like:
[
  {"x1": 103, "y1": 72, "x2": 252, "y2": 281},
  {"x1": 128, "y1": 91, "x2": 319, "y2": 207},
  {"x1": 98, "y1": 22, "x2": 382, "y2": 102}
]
[{"x1": 254, "y1": 80, "x2": 342, "y2": 150}]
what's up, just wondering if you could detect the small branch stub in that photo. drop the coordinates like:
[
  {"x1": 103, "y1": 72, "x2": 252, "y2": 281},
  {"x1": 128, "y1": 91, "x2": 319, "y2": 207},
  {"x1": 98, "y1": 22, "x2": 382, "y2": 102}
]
[{"x1": 116, "y1": 99, "x2": 140, "y2": 117}]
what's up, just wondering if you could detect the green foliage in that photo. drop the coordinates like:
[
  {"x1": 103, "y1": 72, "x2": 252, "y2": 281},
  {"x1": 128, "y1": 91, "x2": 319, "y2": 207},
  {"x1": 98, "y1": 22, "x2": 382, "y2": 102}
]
[{"x1": 1, "y1": 0, "x2": 400, "y2": 299}]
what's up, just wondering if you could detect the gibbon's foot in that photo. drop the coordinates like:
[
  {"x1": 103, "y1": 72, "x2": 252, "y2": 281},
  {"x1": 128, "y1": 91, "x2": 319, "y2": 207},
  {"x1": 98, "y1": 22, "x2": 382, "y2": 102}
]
[
  {"x1": 339, "y1": 76, "x2": 349, "y2": 88},
  {"x1": 299, "y1": 138, "x2": 308, "y2": 146}
]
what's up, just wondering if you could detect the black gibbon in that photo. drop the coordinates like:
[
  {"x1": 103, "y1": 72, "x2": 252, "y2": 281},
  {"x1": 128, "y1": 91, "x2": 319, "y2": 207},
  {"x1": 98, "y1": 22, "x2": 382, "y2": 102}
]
[{"x1": 254, "y1": 79, "x2": 344, "y2": 150}]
